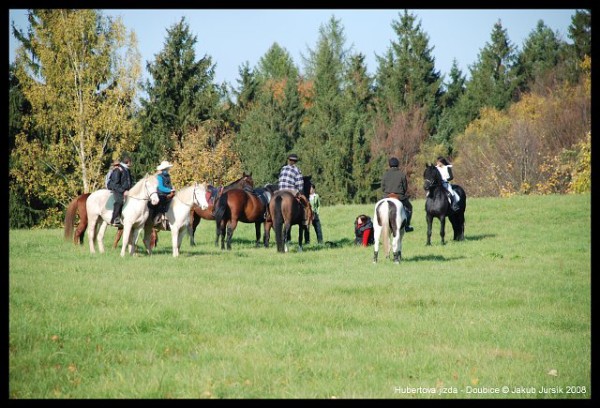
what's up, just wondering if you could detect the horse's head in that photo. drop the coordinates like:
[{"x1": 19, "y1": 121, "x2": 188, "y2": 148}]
[
  {"x1": 302, "y1": 175, "x2": 312, "y2": 197},
  {"x1": 193, "y1": 182, "x2": 210, "y2": 210},
  {"x1": 130, "y1": 174, "x2": 159, "y2": 205},
  {"x1": 423, "y1": 164, "x2": 441, "y2": 191}
]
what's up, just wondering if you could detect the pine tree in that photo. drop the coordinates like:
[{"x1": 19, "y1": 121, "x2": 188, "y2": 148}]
[
  {"x1": 374, "y1": 10, "x2": 443, "y2": 133},
  {"x1": 296, "y1": 16, "x2": 350, "y2": 203},
  {"x1": 342, "y1": 54, "x2": 377, "y2": 203},
  {"x1": 138, "y1": 17, "x2": 220, "y2": 172},
  {"x1": 435, "y1": 60, "x2": 466, "y2": 151},
  {"x1": 453, "y1": 20, "x2": 520, "y2": 136},
  {"x1": 516, "y1": 20, "x2": 564, "y2": 93},
  {"x1": 235, "y1": 43, "x2": 303, "y2": 184}
]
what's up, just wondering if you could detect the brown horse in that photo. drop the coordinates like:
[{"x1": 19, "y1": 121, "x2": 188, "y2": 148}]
[
  {"x1": 188, "y1": 172, "x2": 254, "y2": 246},
  {"x1": 64, "y1": 192, "x2": 158, "y2": 250},
  {"x1": 265, "y1": 190, "x2": 313, "y2": 253},
  {"x1": 64, "y1": 193, "x2": 91, "y2": 245},
  {"x1": 213, "y1": 183, "x2": 278, "y2": 250}
]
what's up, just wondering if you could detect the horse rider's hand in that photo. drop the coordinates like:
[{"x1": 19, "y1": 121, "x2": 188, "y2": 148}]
[
  {"x1": 124, "y1": 190, "x2": 128, "y2": 197},
  {"x1": 168, "y1": 191, "x2": 175, "y2": 199}
]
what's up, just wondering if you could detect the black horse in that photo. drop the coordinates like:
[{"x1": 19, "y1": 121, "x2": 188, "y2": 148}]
[{"x1": 423, "y1": 164, "x2": 467, "y2": 245}]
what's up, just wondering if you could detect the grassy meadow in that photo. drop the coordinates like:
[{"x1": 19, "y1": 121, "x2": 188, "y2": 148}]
[{"x1": 9, "y1": 194, "x2": 591, "y2": 399}]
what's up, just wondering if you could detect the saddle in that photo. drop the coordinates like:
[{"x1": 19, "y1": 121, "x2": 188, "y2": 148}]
[{"x1": 385, "y1": 193, "x2": 401, "y2": 200}]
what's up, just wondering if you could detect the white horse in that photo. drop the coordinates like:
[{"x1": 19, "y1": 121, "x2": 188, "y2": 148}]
[
  {"x1": 143, "y1": 183, "x2": 210, "y2": 257},
  {"x1": 86, "y1": 174, "x2": 159, "y2": 254},
  {"x1": 372, "y1": 197, "x2": 406, "y2": 264}
]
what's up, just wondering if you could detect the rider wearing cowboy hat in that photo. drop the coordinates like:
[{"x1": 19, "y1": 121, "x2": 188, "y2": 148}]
[{"x1": 153, "y1": 160, "x2": 176, "y2": 227}]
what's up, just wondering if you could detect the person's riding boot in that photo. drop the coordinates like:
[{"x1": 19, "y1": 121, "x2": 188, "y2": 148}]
[
  {"x1": 111, "y1": 202, "x2": 123, "y2": 226},
  {"x1": 450, "y1": 194, "x2": 460, "y2": 211},
  {"x1": 404, "y1": 209, "x2": 414, "y2": 232}
]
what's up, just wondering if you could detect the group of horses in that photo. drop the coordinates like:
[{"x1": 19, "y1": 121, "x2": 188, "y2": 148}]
[
  {"x1": 64, "y1": 172, "x2": 314, "y2": 257},
  {"x1": 65, "y1": 163, "x2": 467, "y2": 262}
]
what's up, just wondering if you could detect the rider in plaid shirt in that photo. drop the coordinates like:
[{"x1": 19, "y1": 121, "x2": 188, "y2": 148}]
[{"x1": 278, "y1": 153, "x2": 304, "y2": 194}]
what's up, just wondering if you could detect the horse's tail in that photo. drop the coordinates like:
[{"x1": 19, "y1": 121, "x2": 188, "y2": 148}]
[
  {"x1": 213, "y1": 192, "x2": 228, "y2": 226},
  {"x1": 273, "y1": 194, "x2": 284, "y2": 252},
  {"x1": 376, "y1": 201, "x2": 390, "y2": 256},
  {"x1": 64, "y1": 195, "x2": 80, "y2": 242},
  {"x1": 388, "y1": 200, "x2": 399, "y2": 238}
]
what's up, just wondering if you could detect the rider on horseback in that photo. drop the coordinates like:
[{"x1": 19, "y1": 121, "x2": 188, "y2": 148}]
[
  {"x1": 278, "y1": 153, "x2": 310, "y2": 225},
  {"x1": 381, "y1": 157, "x2": 414, "y2": 232},
  {"x1": 107, "y1": 155, "x2": 132, "y2": 227},
  {"x1": 436, "y1": 156, "x2": 460, "y2": 212},
  {"x1": 152, "y1": 160, "x2": 176, "y2": 228}
]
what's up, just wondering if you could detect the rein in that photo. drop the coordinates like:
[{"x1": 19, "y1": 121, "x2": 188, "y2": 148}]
[
  {"x1": 127, "y1": 178, "x2": 158, "y2": 201},
  {"x1": 174, "y1": 185, "x2": 200, "y2": 207}
]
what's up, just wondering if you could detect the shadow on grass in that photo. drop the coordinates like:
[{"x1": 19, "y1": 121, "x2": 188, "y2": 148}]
[{"x1": 404, "y1": 254, "x2": 466, "y2": 262}]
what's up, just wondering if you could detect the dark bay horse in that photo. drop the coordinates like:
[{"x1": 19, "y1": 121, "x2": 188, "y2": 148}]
[
  {"x1": 213, "y1": 182, "x2": 277, "y2": 250},
  {"x1": 266, "y1": 190, "x2": 313, "y2": 253},
  {"x1": 423, "y1": 164, "x2": 467, "y2": 245},
  {"x1": 188, "y1": 172, "x2": 254, "y2": 246}
]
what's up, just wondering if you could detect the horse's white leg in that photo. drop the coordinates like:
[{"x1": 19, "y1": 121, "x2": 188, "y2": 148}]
[
  {"x1": 88, "y1": 217, "x2": 97, "y2": 254},
  {"x1": 373, "y1": 222, "x2": 380, "y2": 263},
  {"x1": 120, "y1": 224, "x2": 133, "y2": 257},
  {"x1": 97, "y1": 221, "x2": 108, "y2": 253},
  {"x1": 177, "y1": 225, "x2": 186, "y2": 254},
  {"x1": 130, "y1": 226, "x2": 142, "y2": 256},
  {"x1": 171, "y1": 228, "x2": 179, "y2": 257}
]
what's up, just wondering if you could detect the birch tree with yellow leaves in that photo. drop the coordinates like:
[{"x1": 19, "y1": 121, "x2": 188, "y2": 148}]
[{"x1": 11, "y1": 9, "x2": 140, "y2": 225}]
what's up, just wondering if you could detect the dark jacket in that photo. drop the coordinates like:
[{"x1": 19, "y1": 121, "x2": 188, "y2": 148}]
[
  {"x1": 108, "y1": 164, "x2": 132, "y2": 193},
  {"x1": 382, "y1": 167, "x2": 409, "y2": 200}
]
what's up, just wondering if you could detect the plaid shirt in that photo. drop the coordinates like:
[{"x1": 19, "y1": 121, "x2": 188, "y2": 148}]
[{"x1": 278, "y1": 164, "x2": 304, "y2": 192}]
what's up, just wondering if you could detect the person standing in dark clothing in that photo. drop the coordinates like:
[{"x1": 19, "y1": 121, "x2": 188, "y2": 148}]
[
  {"x1": 108, "y1": 155, "x2": 133, "y2": 226},
  {"x1": 381, "y1": 157, "x2": 414, "y2": 232}
]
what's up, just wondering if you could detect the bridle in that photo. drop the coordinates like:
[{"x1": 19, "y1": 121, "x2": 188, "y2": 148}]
[
  {"x1": 423, "y1": 168, "x2": 442, "y2": 191},
  {"x1": 174, "y1": 184, "x2": 207, "y2": 208},
  {"x1": 127, "y1": 177, "x2": 158, "y2": 202}
]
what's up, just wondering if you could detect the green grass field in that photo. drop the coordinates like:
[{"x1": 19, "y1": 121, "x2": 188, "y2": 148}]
[{"x1": 9, "y1": 194, "x2": 591, "y2": 399}]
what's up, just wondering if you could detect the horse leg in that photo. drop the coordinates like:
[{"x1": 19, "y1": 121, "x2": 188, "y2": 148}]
[
  {"x1": 214, "y1": 223, "x2": 220, "y2": 247},
  {"x1": 426, "y1": 213, "x2": 434, "y2": 246},
  {"x1": 226, "y1": 219, "x2": 238, "y2": 250},
  {"x1": 97, "y1": 221, "x2": 108, "y2": 253},
  {"x1": 283, "y1": 222, "x2": 291, "y2": 253},
  {"x1": 88, "y1": 218, "x2": 98, "y2": 254},
  {"x1": 263, "y1": 221, "x2": 271, "y2": 248},
  {"x1": 142, "y1": 221, "x2": 154, "y2": 255},
  {"x1": 373, "y1": 222, "x2": 381, "y2": 263},
  {"x1": 113, "y1": 227, "x2": 123, "y2": 249},
  {"x1": 171, "y1": 228, "x2": 180, "y2": 257},
  {"x1": 130, "y1": 227, "x2": 142, "y2": 256},
  {"x1": 297, "y1": 225, "x2": 304, "y2": 252},
  {"x1": 120, "y1": 224, "x2": 132, "y2": 257},
  {"x1": 440, "y1": 215, "x2": 446, "y2": 245},
  {"x1": 177, "y1": 226, "x2": 186, "y2": 255},
  {"x1": 255, "y1": 222, "x2": 262, "y2": 247},
  {"x1": 75, "y1": 219, "x2": 87, "y2": 245},
  {"x1": 392, "y1": 228, "x2": 402, "y2": 264},
  {"x1": 188, "y1": 210, "x2": 199, "y2": 246}
]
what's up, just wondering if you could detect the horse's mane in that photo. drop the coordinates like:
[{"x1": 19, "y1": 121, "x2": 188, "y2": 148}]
[{"x1": 128, "y1": 173, "x2": 155, "y2": 195}]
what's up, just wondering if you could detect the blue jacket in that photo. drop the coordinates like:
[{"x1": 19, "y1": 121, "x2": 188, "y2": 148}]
[{"x1": 157, "y1": 171, "x2": 174, "y2": 194}]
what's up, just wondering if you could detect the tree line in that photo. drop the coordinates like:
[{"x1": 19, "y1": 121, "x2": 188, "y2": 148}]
[{"x1": 9, "y1": 9, "x2": 591, "y2": 228}]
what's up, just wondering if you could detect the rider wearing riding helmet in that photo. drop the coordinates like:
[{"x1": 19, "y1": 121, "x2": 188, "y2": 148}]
[{"x1": 381, "y1": 156, "x2": 414, "y2": 232}]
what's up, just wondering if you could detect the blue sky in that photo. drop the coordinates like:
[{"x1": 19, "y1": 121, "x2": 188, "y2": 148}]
[{"x1": 9, "y1": 9, "x2": 576, "y2": 88}]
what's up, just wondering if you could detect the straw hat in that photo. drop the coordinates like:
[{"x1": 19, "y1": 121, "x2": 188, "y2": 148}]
[{"x1": 156, "y1": 160, "x2": 173, "y2": 171}]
